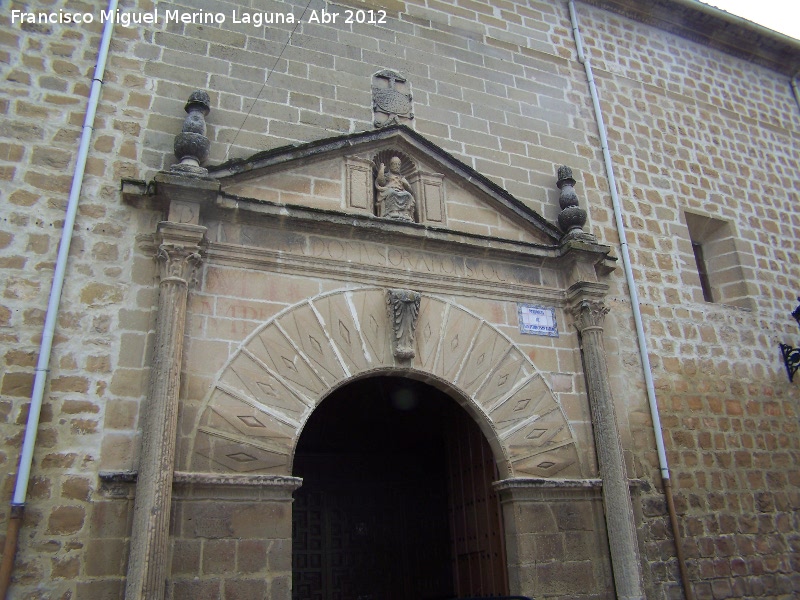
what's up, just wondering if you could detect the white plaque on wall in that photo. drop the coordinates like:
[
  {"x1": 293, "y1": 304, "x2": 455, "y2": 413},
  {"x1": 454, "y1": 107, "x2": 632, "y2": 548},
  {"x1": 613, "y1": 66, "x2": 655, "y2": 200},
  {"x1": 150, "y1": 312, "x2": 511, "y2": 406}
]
[{"x1": 517, "y1": 304, "x2": 558, "y2": 337}]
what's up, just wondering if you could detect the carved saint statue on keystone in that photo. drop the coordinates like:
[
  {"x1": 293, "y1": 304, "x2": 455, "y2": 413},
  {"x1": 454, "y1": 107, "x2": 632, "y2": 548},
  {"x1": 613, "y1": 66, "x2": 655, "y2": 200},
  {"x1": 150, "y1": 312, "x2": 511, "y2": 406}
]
[
  {"x1": 387, "y1": 289, "x2": 421, "y2": 359},
  {"x1": 375, "y1": 156, "x2": 416, "y2": 222}
]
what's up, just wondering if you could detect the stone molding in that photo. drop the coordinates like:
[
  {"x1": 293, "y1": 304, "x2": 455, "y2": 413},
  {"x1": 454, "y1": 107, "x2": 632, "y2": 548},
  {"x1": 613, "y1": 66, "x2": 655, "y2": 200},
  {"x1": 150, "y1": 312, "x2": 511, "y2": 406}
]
[
  {"x1": 98, "y1": 470, "x2": 137, "y2": 499},
  {"x1": 204, "y1": 239, "x2": 564, "y2": 305},
  {"x1": 173, "y1": 472, "x2": 302, "y2": 487},
  {"x1": 494, "y1": 477, "x2": 603, "y2": 502},
  {"x1": 172, "y1": 472, "x2": 302, "y2": 501},
  {"x1": 201, "y1": 217, "x2": 614, "y2": 305},
  {"x1": 494, "y1": 476, "x2": 602, "y2": 490},
  {"x1": 344, "y1": 156, "x2": 374, "y2": 213}
]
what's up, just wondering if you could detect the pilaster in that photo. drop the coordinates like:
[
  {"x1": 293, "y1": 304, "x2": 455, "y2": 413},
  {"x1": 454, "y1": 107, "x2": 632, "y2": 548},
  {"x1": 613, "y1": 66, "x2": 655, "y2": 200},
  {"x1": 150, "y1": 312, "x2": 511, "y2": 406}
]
[
  {"x1": 125, "y1": 221, "x2": 205, "y2": 600},
  {"x1": 571, "y1": 298, "x2": 645, "y2": 600}
]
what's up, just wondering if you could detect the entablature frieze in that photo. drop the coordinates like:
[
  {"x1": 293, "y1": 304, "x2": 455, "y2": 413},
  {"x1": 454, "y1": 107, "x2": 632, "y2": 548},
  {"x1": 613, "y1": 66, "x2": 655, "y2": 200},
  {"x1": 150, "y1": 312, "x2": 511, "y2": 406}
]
[
  {"x1": 132, "y1": 230, "x2": 616, "y2": 314},
  {"x1": 203, "y1": 239, "x2": 564, "y2": 304},
  {"x1": 136, "y1": 214, "x2": 615, "y2": 307}
]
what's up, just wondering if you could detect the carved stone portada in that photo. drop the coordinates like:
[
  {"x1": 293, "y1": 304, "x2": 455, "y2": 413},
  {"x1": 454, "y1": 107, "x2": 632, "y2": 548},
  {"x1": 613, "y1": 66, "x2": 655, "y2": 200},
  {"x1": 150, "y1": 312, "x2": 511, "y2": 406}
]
[{"x1": 387, "y1": 288, "x2": 421, "y2": 359}]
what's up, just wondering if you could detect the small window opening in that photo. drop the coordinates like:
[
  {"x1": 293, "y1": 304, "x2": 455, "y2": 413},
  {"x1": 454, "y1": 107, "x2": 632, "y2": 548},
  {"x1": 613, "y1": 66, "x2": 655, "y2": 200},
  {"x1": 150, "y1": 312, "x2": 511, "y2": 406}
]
[
  {"x1": 692, "y1": 241, "x2": 714, "y2": 302},
  {"x1": 684, "y1": 211, "x2": 751, "y2": 308}
]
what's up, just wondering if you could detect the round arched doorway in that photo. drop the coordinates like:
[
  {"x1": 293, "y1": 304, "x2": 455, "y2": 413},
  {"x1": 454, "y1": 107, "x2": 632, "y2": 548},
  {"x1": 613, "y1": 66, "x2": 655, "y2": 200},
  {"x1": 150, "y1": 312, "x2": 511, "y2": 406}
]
[{"x1": 291, "y1": 375, "x2": 508, "y2": 600}]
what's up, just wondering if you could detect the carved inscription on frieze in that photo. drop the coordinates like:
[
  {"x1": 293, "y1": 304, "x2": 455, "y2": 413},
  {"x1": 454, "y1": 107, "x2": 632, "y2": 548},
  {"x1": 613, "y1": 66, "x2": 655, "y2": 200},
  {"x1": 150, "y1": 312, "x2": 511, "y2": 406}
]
[{"x1": 304, "y1": 236, "x2": 540, "y2": 286}]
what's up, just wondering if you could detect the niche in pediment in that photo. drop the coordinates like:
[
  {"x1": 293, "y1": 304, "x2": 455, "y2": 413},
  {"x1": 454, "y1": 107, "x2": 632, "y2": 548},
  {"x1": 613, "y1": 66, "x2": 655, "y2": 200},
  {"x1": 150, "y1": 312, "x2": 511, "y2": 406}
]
[{"x1": 344, "y1": 149, "x2": 445, "y2": 227}]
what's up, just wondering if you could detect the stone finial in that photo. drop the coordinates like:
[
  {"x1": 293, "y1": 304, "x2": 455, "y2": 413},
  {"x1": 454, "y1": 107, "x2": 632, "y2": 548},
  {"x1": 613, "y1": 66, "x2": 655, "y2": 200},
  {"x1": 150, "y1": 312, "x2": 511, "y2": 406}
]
[
  {"x1": 172, "y1": 90, "x2": 211, "y2": 176},
  {"x1": 556, "y1": 165, "x2": 587, "y2": 237}
]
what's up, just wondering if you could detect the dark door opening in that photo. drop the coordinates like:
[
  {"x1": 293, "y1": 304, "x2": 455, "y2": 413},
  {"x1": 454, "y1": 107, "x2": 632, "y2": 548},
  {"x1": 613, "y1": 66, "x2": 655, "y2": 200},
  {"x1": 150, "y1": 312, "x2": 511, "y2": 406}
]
[{"x1": 292, "y1": 376, "x2": 507, "y2": 600}]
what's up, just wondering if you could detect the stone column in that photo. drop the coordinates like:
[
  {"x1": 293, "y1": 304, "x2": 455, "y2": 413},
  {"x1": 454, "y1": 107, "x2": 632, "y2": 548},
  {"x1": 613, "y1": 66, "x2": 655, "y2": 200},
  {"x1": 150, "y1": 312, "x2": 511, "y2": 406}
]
[
  {"x1": 125, "y1": 221, "x2": 205, "y2": 600},
  {"x1": 572, "y1": 299, "x2": 645, "y2": 600}
]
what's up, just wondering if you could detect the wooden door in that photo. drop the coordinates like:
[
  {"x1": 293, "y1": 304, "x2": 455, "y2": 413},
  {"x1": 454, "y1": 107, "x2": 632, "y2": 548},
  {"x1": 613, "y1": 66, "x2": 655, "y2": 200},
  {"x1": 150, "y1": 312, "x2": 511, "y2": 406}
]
[
  {"x1": 292, "y1": 454, "x2": 452, "y2": 600},
  {"x1": 292, "y1": 377, "x2": 507, "y2": 600},
  {"x1": 446, "y1": 409, "x2": 508, "y2": 597}
]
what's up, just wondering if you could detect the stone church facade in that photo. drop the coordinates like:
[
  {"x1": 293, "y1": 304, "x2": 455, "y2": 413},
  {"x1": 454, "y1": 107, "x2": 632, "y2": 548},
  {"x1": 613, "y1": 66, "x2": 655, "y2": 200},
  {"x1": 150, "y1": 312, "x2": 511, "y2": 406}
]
[{"x1": 0, "y1": 1, "x2": 798, "y2": 599}]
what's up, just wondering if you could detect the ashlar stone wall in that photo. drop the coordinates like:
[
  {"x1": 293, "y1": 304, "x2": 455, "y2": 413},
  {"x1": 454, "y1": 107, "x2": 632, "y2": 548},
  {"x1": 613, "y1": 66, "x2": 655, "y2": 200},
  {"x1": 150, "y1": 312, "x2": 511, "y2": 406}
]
[
  {"x1": 0, "y1": 4, "x2": 160, "y2": 597},
  {"x1": 572, "y1": 5, "x2": 800, "y2": 599}
]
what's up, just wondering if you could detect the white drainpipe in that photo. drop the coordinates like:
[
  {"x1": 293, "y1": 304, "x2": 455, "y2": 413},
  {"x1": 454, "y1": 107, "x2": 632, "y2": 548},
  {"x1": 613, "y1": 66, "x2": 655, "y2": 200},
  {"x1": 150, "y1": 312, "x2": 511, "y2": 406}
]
[
  {"x1": 567, "y1": 2, "x2": 694, "y2": 599},
  {"x1": 0, "y1": 1, "x2": 118, "y2": 596}
]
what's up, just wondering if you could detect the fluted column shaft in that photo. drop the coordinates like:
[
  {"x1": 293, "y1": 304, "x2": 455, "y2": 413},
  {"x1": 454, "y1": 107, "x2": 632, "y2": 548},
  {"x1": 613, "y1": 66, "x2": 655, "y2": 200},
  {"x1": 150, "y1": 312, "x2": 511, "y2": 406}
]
[
  {"x1": 572, "y1": 300, "x2": 645, "y2": 600},
  {"x1": 125, "y1": 223, "x2": 204, "y2": 600}
]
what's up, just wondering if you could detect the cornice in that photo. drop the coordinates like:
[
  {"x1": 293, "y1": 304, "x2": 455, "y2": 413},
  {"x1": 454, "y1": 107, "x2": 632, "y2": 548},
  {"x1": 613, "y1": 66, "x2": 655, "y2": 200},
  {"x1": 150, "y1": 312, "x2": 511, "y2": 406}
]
[{"x1": 581, "y1": 0, "x2": 800, "y2": 76}]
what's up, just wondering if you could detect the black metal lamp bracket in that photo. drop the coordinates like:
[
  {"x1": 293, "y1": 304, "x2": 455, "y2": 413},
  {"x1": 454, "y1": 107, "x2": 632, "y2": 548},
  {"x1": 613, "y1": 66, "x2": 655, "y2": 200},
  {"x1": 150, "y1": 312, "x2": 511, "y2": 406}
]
[{"x1": 779, "y1": 298, "x2": 800, "y2": 382}]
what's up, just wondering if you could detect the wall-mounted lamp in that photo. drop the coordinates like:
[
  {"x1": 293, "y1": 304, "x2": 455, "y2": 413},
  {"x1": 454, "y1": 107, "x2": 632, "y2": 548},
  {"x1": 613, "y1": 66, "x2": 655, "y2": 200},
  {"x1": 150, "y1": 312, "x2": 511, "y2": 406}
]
[{"x1": 779, "y1": 297, "x2": 800, "y2": 382}]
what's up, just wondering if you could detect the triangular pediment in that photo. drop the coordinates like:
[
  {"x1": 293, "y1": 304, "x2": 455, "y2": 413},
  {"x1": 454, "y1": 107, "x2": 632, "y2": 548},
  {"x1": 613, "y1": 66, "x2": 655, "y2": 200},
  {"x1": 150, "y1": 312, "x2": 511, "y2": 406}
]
[{"x1": 210, "y1": 126, "x2": 562, "y2": 245}]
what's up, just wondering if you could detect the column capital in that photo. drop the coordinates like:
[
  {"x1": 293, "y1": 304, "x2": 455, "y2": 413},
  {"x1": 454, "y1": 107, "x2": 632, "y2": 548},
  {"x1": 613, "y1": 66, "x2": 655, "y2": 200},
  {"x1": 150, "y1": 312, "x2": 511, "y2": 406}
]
[
  {"x1": 571, "y1": 298, "x2": 609, "y2": 332},
  {"x1": 155, "y1": 222, "x2": 206, "y2": 285},
  {"x1": 155, "y1": 243, "x2": 203, "y2": 285}
]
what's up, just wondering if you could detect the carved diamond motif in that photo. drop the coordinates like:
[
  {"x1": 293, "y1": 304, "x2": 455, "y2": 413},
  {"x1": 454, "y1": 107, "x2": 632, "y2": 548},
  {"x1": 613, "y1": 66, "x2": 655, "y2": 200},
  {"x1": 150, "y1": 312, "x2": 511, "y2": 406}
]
[
  {"x1": 238, "y1": 415, "x2": 267, "y2": 428},
  {"x1": 256, "y1": 381, "x2": 279, "y2": 399},
  {"x1": 527, "y1": 428, "x2": 548, "y2": 439},
  {"x1": 477, "y1": 352, "x2": 485, "y2": 365},
  {"x1": 227, "y1": 452, "x2": 257, "y2": 463},
  {"x1": 497, "y1": 373, "x2": 509, "y2": 387},
  {"x1": 308, "y1": 335, "x2": 323, "y2": 355},
  {"x1": 537, "y1": 461, "x2": 556, "y2": 469},
  {"x1": 281, "y1": 356, "x2": 298, "y2": 372},
  {"x1": 424, "y1": 322, "x2": 432, "y2": 341},
  {"x1": 450, "y1": 334, "x2": 459, "y2": 351},
  {"x1": 514, "y1": 398, "x2": 531, "y2": 412}
]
